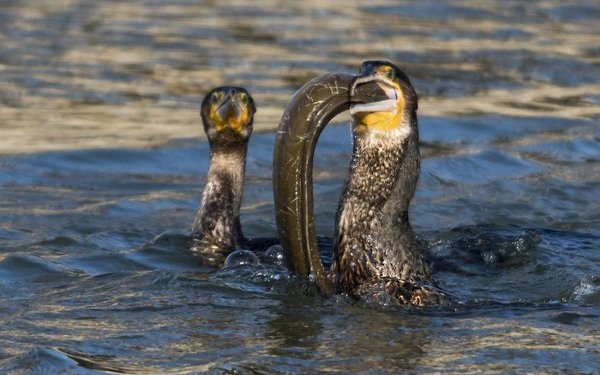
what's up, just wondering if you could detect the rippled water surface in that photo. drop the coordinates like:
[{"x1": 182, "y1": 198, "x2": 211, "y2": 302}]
[{"x1": 1, "y1": 0, "x2": 600, "y2": 374}]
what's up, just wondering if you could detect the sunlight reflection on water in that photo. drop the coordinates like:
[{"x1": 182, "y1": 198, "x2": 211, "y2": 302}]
[{"x1": 0, "y1": 0, "x2": 598, "y2": 153}]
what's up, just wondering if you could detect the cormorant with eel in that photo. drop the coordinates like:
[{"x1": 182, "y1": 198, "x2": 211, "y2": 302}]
[
  {"x1": 191, "y1": 86, "x2": 257, "y2": 266},
  {"x1": 274, "y1": 61, "x2": 452, "y2": 305}
]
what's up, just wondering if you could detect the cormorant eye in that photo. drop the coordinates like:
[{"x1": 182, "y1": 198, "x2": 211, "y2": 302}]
[
  {"x1": 210, "y1": 94, "x2": 219, "y2": 105},
  {"x1": 241, "y1": 94, "x2": 249, "y2": 104},
  {"x1": 385, "y1": 69, "x2": 394, "y2": 79}
]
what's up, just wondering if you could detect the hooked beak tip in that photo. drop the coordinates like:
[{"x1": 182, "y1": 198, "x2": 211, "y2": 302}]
[{"x1": 350, "y1": 73, "x2": 375, "y2": 97}]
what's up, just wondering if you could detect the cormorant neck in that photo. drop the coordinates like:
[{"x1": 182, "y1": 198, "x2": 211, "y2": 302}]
[
  {"x1": 332, "y1": 122, "x2": 430, "y2": 291},
  {"x1": 336, "y1": 126, "x2": 413, "y2": 244},
  {"x1": 192, "y1": 141, "x2": 248, "y2": 261}
]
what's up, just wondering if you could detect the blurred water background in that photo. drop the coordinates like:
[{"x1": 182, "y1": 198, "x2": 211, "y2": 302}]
[{"x1": 0, "y1": 0, "x2": 599, "y2": 373}]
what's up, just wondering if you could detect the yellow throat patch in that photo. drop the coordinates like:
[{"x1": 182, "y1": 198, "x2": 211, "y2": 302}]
[{"x1": 354, "y1": 92, "x2": 404, "y2": 132}]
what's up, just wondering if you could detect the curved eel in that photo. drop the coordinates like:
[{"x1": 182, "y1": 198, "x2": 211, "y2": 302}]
[{"x1": 273, "y1": 73, "x2": 387, "y2": 295}]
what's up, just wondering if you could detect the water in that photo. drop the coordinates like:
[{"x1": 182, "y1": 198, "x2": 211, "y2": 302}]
[{"x1": 1, "y1": 0, "x2": 600, "y2": 373}]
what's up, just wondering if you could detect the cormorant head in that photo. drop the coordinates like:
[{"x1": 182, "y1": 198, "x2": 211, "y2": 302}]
[
  {"x1": 200, "y1": 86, "x2": 256, "y2": 144},
  {"x1": 349, "y1": 61, "x2": 417, "y2": 132}
]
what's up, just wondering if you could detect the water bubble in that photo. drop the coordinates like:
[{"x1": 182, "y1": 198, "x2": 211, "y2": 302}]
[
  {"x1": 223, "y1": 250, "x2": 260, "y2": 268},
  {"x1": 263, "y1": 245, "x2": 286, "y2": 266}
]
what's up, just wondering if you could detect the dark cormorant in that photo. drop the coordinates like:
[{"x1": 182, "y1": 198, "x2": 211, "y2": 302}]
[
  {"x1": 191, "y1": 86, "x2": 255, "y2": 266},
  {"x1": 332, "y1": 61, "x2": 443, "y2": 305}
]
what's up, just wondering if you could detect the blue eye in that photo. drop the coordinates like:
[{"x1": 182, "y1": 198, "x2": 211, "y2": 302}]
[
  {"x1": 210, "y1": 94, "x2": 219, "y2": 104},
  {"x1": 385, "y1": 69, "x2": 393, "y2": 79},
  {"x1": 241, "y1": 94, "x2": 249, "y2": 104}
]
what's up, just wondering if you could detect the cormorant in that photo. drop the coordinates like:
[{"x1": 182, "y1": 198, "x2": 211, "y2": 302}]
[{"x1": 191, "y1": 86, "x2": 255, "y2": 266}]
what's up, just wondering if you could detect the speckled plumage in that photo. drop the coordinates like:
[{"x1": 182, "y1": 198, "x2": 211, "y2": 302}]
[{"x1": 330, "y1": 61, "x2": 449, "y2": 305}]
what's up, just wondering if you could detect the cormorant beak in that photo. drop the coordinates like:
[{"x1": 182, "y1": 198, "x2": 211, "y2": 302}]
[
  {"x1": 349, "y1": 71, "x2": 399, "y2": 116},
  {"x1": 215, "y1": 90, "x2": 246, "y2": 132}
]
